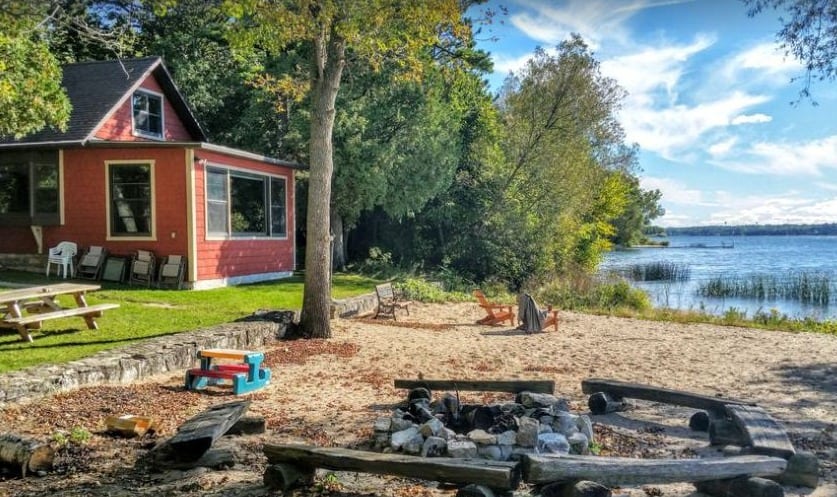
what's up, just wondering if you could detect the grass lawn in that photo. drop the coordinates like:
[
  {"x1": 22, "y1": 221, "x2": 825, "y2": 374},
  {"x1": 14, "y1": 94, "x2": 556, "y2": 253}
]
[{"x1": 0, "y1": 271, "x2": 378, "y2": 373}]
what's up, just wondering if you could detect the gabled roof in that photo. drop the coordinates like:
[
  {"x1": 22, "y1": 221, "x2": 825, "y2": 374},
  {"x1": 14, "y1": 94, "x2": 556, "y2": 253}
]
[{"x1": 0, "y1": 56, "x2": 206, "y2": 146}]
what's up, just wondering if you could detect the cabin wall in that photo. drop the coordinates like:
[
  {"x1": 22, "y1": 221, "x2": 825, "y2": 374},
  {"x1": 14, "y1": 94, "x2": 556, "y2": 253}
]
[
  {"x1": 44, "y1": 147, "x2": 189, "y2": 259},
  {"x1": 191, "y1": 149, "x2": 296, "y2": 288},
  {"x1": 94, "y1": 76, "x2": 192, "y2": 142}
]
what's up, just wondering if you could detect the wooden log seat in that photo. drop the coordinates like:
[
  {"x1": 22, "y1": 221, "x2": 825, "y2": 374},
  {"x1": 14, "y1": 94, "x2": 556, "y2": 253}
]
[
  {"x1": 522, "y1": 453, "x2": 787, "y2": 486},
  {"x1": 394, "y1": 379, "x2": 555, "y2": 395},
  {"x1": 263, "y1": 444, "x2": 522, "y2": 492},
  {"x1": 581, "y1": 378, "x2": 752, "y2": 415}
]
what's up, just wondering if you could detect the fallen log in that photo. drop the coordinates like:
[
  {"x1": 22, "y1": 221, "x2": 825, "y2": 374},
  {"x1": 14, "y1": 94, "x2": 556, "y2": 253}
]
[
  {"x1": 394, "y1": 379, "x2": 554, "y2": 394},
  {"x1": 695, "y1": 476, "x2": 784, "y2": 497},
  {"x1": 587, "y1": 392, "x2": 626, "y2": 415},
  {"x1": 155, "y1": 400, "x2": 250, "y2": 462},
  {"x1": 522, "y1": 454, "x2": 787, "y2": 486},
  {"x1": 263, "y1": 444, "x2": 522, "y2": 490},
  {"x1": 581, "y1": 378, "x2": 751, "y2": 413},
  {"x1": 0, "y1": 434, "x2": 54, "y2": 477}
]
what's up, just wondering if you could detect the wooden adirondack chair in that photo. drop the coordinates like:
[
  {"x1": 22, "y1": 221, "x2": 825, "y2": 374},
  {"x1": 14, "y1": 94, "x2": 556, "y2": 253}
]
[{"x1": 473, "y1": 289, "x2": 515, "y2": 326}]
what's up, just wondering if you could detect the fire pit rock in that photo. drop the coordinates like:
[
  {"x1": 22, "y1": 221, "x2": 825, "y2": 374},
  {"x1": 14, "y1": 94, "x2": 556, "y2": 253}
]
[{"x1": 372, "y1": 389, "x2": 595, "y2": 462}]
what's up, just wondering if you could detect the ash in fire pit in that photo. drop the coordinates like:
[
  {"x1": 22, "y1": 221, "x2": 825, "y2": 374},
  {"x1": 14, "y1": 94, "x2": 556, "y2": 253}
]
[{"x1": 373, "y1": 388, "x2": 595, "y2": 461}]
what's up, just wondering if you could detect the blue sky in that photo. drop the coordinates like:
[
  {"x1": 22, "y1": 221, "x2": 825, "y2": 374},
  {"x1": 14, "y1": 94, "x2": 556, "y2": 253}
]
[{"x1": 470, "y1": 0, "x2": 837, "y2": 227}]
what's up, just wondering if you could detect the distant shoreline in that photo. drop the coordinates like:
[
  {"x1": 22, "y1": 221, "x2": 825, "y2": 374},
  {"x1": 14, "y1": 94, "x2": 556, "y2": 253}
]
[{"x1": 660, "y1": 222, "x2": 837, "y2": 237}]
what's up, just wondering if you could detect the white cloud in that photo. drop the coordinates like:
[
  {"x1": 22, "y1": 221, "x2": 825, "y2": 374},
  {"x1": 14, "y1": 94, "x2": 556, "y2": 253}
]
[
  {"x1": 713, "y1": 135, "x2": 837, "y2": 176},
  {"x1": 707, "y1": 194, "x2": 837, "y2": 225},
  {"x1": 620, "y1": 91, "x2": 770, "y2": 159},
  {"x1": 601, "y1": 35, "x2": 715, "y2": 105},
  {"x1": 730, "y1": 113, "x2": 772, "y2": 125},
  {"x1": 492, "y1": 49, "x2": 556, "y2": 76},
  {"x1": 721, "y1": 42, "x2": 802, "y2": 83},
  {"x1": 708, "y1": 137, "x2": 738, "y2": 157},
  {"x1": 640, "y1": 177, "x2": 714, "y2": 207},
  {"x1": 510, "y1": 0, "x2": 693, "y2": 49}
]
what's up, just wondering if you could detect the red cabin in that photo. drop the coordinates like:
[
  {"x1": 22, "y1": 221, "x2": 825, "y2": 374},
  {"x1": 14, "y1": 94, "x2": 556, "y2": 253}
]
[{"x1": 0, "y1": 57, "x2": 301, "y2": 289}]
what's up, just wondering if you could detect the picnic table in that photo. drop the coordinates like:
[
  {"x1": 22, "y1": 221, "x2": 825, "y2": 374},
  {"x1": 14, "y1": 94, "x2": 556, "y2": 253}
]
[{"x1": 0, "y1": 283, "x2": 119, "y2": 342}]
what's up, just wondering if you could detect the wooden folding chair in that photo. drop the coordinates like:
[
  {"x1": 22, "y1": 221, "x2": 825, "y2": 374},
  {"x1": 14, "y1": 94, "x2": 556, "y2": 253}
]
[{"x1": 473, "y1": 289, "x2": 515, "y2": 326}]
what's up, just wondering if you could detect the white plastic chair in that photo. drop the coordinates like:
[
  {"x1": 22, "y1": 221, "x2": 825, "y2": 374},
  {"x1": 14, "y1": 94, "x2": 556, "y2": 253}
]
[{"x1": 46, "y1": 241, "x2": 78, "y2": 278}]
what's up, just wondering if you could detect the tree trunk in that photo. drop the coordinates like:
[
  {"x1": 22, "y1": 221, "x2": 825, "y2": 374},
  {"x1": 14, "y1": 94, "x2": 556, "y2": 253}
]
[
  {"x1": 300, "y1": 28, "x2": 346, "y2": 339},
  {"x1": 0, "y1": 434, "x2": 54, "y2": 477},
  {"x1": 331, "y1": 208, "x2": 346, "y2": 271}
]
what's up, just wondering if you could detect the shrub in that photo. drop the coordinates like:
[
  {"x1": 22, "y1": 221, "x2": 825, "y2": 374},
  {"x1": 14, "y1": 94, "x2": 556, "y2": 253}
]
[{"x1": 536, "y1": 273, "x2": 650, "y2": 313}]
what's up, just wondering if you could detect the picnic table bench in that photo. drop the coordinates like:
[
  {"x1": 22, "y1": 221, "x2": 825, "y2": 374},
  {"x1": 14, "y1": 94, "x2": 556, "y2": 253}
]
[{"x1": 0, "y1": 283, "x2": 119, "y2": 342}]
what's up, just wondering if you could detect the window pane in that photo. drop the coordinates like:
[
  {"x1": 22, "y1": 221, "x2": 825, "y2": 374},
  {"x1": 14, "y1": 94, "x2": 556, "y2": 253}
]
[
  {"x1": 207, "y1": 169, "x2": 227, "y2": 200},
  {"x1": 132, "y1": 91, "x2": 163, "y2": 137},
  {"x1": 110, "y1": 164, "x2": 151, "y2": 236},
  {"x1": 230, "y1": 175, "x2": 266, "y2": 235},
  {"x1": 207, "y1": 203, "x2": 228, "y2": 233},
  {"x1": 270, "y1": 177, "x2": 287, "y2": 237},
  {"x1": 34, "y1": 164, "x2": 58, "y2": 214},
  {"x1": 0, "y1": 164, "x2": 28, "y2": 214}
]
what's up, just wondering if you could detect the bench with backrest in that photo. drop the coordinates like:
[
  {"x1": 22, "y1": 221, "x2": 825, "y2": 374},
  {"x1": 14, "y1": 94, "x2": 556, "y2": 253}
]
[{"x1": 374, "y1": 282, "x2": 411, "y2": 320}]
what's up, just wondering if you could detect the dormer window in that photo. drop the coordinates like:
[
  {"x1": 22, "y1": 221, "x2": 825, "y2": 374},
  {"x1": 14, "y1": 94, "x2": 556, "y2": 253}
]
[{"x1": 132, "y1": 89, "x2": 163, "y2": 139}]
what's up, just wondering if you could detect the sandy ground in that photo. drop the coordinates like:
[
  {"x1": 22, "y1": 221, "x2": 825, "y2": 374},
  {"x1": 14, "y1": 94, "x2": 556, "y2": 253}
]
[{"x1": 0, "y1": 302, "x2": 835, "y2": 497}]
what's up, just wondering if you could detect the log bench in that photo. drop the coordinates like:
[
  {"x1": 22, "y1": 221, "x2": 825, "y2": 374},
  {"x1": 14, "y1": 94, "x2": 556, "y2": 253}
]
[
  {"x1": 522, "y1": 453, "x2": 787, "y2": 486},
  {"x1": 263, "y1": 444, "x2": 522, "y2": 494},
  {"x1": 581, "y1": 378, "x2": 817, "y2": 490},
  {"x1": 185, "y1": 348, "x2": 271, "y2": 395},
  {"x1": 581, "y1": 378, "x2": 752, "y2": 415},
  {"x1": 395, "y1": 379, "x2": 555, "y2": 395}
]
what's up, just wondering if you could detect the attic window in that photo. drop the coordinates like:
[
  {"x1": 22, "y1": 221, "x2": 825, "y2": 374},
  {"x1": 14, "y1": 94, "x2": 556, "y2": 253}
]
[{"x1": 132, "y1": 89, "x2": 163, "y2": 139}]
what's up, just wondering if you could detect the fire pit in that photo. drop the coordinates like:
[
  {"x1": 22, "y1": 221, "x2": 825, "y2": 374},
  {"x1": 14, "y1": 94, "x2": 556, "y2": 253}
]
[{"x1": 372, "y1": 387, "x2": 595, "y2": 461}]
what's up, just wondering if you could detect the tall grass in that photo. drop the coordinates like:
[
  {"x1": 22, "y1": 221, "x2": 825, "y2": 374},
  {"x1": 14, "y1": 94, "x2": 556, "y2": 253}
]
[
  {"x1": 613, "y1": 262, "x2": 691, "y2": 282},
  {"x1": 697, "y1": 271, "x2": 833, "y2": 305}
]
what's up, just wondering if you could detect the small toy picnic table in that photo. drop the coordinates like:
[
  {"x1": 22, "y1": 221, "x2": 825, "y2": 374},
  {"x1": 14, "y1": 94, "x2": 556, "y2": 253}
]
[
  {"x1": 185, "y1": 348, "x2": 271, "y2": 395},
  {"x1": 0, "y1": 283, "x2": 119, "y2": 342}
]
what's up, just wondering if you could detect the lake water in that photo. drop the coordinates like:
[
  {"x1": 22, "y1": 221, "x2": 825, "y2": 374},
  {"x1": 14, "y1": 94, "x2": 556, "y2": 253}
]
[{"x1": 599, "y1": 235, "x2": 837, "y2": 320}]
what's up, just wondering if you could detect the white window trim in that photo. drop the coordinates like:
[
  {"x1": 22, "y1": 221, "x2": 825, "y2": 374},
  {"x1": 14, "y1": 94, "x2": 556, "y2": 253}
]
[
  {"x1": 203, "y1": 162, "x2": 289, "y2": 241},
  {"x1": 105, "y1": 160, "x2": 157, "y2": 241},
  {"x1": 131, "y1": 88, "x2": 165, "y2": 141}
]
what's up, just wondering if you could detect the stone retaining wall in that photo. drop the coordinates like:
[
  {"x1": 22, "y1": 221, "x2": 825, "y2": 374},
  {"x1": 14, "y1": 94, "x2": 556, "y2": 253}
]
[
  {"x1": 331, "y1": 292, "x2": 377, "y2": 318},
  {"x1": 0, "y1": 254, "x2": 47, "y2": 274},
  {"x1": 0, "y1": 311, "x2": 295, "y2": 406}
]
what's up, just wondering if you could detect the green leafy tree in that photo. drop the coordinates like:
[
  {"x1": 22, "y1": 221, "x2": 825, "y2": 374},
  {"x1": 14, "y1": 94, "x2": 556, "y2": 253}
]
[
  {"x1": 0, "y1": 3, "x2": 71, "y2": 138},
  {"x1": 223, "y1": 0, "x2": 470, "y2": 338},
  {"x1": 743, "y1": 0, "x2": 837, "y2": 100},
  {"x1": 488, "y1": 36, "x2": 636, "y2": 284},
  {"x1": 611, "y1": 174, "x2": 664, "y2": 247}
]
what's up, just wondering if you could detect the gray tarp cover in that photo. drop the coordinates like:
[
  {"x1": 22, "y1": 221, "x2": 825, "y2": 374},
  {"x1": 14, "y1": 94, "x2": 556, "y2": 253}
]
[{"x1": 517, "y1": 293, "x2": 545, "y2": 333}]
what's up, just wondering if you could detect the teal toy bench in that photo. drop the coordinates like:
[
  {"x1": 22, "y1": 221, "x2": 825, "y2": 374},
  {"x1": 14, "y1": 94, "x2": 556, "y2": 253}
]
[{"x1": 186, "y1": 348, "x2": 271, "y2": 395}]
